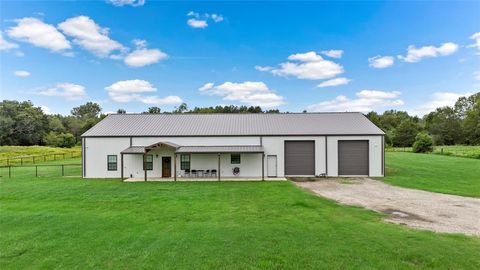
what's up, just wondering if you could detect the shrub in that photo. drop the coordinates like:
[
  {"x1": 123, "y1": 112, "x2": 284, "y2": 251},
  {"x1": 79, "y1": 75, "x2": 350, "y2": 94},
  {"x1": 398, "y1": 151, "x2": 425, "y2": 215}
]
[
  {"x1": 412, "y1": 132, "x2": 433, "y2": 153},
  {"x1": 44, "y1": 132, "x2": 76, "y2": 148}
]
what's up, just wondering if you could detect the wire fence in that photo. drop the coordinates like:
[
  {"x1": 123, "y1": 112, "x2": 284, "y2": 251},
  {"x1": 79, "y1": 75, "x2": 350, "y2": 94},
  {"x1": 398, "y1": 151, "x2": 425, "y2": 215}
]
[
  {"x1": 0, "y1": 164, "x2": 82, "y2": 178},
  {"x1": 386, "y1": 146, "x2": 480, "y2": 159},
  {"x1": 0, "y1": 151, "x2": 81, "y2": 167}
]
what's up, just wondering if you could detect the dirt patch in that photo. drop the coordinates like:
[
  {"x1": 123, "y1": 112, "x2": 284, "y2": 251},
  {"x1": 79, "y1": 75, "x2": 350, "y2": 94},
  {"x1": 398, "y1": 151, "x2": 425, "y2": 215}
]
[{"x1": 296, "y1": 178, "x2": 480, "y2": 236}]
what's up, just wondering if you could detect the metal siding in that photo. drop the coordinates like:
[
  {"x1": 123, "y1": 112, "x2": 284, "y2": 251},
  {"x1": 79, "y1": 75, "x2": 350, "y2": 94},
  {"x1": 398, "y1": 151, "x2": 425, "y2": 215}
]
[
  {"x1": 284, "y1": 141, "x2": 315, "y2": 175},
  {"x1": 338, "y1": 140, "x2": 369, "y2": 175}
]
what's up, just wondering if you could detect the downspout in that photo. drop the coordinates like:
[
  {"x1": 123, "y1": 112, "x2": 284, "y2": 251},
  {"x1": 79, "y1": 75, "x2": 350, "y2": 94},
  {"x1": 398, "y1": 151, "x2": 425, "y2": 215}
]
[
  {"x1": 82, "y1": 137, "x2": 86, "y2": 178},
  {"x1": 325, "y1": 136, "x2": 328, "y2": 176},
  {"x1": 260, "y1": 135, "x2": 264, "y2": 180}
]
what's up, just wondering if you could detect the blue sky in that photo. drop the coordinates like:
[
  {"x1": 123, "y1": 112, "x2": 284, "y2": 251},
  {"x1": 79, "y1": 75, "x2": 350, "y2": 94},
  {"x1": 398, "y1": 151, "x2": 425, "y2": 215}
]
[{"x1": 1, "y1": 0, "x2": 479, "y2": 115}]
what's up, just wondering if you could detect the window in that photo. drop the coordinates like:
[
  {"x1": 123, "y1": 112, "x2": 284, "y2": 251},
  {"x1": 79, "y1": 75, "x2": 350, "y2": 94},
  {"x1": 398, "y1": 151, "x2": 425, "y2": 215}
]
[
  {"x1": 181, "y1": 154, "x2": 190, "y2": 170},
  {"x1": 107, "y1": 155, "x2": 117, "y2": 171},
  {"x1": 144, "y1": 155, "x2": 153, "y2": 170},
  {"x1": 231, "y1": 154, "x2": 241, "y2": 164}
]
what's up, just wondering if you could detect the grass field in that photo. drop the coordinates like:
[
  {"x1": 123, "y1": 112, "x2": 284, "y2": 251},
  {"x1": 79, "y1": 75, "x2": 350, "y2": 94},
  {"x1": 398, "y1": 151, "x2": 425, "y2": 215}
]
[
  {"x1": 1, "y1": 177, "x2": 479, "y2": 269},
  {"x1": 0, "y1": 146, "x2": 81, "y2": 166},
  {"x1": 383, "y1": 152, "x2": 480, "y2": 197},
  {"x1": 387, "y1": 145, "x2": 480, "y2": 159}
]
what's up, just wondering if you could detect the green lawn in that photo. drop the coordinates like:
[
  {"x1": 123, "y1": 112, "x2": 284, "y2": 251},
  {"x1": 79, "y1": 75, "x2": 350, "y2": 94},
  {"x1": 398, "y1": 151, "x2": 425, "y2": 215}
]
[
  {"x1": 1, "y1": 177, "x2": 479, "y2": 269},
  {"x1": 383, "y1": 152, "x2": 480, "y2": 197},
  {"x1": 0, "y1": 158, "x2": 81, "y2": 179}
]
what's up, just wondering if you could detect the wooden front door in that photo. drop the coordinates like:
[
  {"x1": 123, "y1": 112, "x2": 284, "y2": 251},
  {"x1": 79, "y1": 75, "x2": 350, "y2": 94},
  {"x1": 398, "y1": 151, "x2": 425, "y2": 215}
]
[{"x1": 162, "y1": 157, "x2": 171, "y2": 177}]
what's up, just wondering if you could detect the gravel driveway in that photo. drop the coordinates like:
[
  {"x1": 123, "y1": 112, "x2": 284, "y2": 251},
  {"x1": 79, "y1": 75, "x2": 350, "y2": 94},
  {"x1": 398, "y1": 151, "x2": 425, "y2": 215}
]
[{"x1": 296, "y1": 178, "x2": 480, "y2": 236}]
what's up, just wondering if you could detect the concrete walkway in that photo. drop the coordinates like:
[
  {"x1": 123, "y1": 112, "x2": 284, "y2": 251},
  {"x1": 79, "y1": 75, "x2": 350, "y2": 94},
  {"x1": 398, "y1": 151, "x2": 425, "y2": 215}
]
[
  {"x1": 296, "y1": 178, "x2": 480, "y2": 236},
  {"x1": 124, "y1": 177, "x2": 286, "y2": 182}
]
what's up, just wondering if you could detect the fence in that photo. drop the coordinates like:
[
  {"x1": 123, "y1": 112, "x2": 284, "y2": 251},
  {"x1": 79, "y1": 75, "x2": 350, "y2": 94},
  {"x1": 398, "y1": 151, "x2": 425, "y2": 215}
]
[
  {"x1": 0, "y1": 164, "x2": 82, "y2": 178},
  {"x1": 386, "y1": 146, "x2": 480, "y2": 159},
  {"x1": 0, "y1": 151, "x2": 81, "y2": 167}
]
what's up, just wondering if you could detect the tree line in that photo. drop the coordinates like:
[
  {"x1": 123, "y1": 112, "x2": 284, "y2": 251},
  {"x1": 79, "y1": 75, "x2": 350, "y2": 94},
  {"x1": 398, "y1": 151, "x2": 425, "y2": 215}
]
[
  {"x1": 0, "y1": 101, "x2": 280, "y2": 147},
  {"x1": 0, "y1": 91, "x2": 478, "y2": 148},
  {"x1": 366, "y1": 92, "x2": 479, "y2": 147}
]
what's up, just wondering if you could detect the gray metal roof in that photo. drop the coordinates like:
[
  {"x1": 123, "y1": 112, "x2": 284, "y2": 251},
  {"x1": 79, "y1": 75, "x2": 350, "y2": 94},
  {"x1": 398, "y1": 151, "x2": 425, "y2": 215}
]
[
  {"x1": 176, "y1": 145, "x2": 264, "y2": 153},
  {"x1": 82, "y1": 113, "x2": 384, "y2": 137},
  {"x1": 121, "y1": 146, "x2": 146, "y2": 154}
]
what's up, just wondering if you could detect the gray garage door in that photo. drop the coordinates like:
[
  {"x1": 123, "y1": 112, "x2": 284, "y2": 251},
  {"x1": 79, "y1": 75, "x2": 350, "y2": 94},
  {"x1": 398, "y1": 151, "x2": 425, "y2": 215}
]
[
  {"x1": 338, "y1": 140, "x2": 369, "y2": 176},
  {"x1": 284, "y1": 141, "x2": 315, "y2": 176}
]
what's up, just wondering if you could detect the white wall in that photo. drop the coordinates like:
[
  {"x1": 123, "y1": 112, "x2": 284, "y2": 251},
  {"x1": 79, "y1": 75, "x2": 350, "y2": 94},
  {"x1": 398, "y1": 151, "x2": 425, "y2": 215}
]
[
  {"x1": 84, "y1": 137, "x2": 129, "y2": 178},
  {"x1": 84, "y1": 135, "x2": 383, "y2": 178},
  {"x1": 132, "y1": 137, "x2": 260, "y2": 147},
  {"x1": 326, "y1": 135, "x2": 383, "y2": 177}
]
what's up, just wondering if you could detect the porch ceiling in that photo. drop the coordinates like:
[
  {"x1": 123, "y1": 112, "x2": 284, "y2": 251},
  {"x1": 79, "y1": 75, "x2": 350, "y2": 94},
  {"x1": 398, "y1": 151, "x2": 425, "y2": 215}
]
[
  {"x1": 121, "y1": 143, "x2": 264, "y2": 154},
  {"x1": 176, "y1": 145, "x2": 264, "y2": 153},
  {"x1": 121, "y1": 141, "x2": 180, "y2": 154}
]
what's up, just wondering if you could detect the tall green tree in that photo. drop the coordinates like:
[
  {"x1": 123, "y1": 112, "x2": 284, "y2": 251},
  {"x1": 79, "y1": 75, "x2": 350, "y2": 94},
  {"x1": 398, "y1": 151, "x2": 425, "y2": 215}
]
[
  {"x1": 424, "y1": 107, "x2": 463, "y2": 145},
  {"x1": 145, "y1": 107, "x2": 161, "y2": 114},
  {"x1": 71, "y1": 102, "x2": 101, "y2": 119},
  {"x1": 172, "y1": 103, "x2": 188, "y2": 113},
  {"x1": 393, "y1": 118, "x2": 419, "y2": 147},
  {"x1": 0, "y1": 100, "x2": 48, "y2": 145},
  {"x1": 463, "y1": 99, "x2": 480, "y2": 145}
]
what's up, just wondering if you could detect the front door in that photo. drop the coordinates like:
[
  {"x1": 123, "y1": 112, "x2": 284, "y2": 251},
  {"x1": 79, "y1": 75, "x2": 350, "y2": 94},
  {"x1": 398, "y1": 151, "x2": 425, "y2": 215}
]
[
  {"x1": 162, "y1": 157, "x2": 171, "y2": 177},
  {"x1": 267, "y1": 155, "x2": 277, "y2": 177}
]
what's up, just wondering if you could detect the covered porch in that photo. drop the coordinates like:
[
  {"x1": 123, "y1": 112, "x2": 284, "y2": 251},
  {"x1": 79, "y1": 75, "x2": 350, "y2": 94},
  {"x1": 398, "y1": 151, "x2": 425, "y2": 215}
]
[{"x1": 120, "y1": 142, "x2": 268, "y2": 182}]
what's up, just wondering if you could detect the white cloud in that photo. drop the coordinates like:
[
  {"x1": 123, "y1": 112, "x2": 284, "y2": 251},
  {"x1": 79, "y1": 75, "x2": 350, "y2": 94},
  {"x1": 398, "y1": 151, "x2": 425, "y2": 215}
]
[
  {"x1": 368, "y1": 55, "x2": 394, "y2": 68},
  {"x1": 398, "y1": 42, "x2": 458, "y2": 63},
  {"x1": 0, "y1": 31, "x2": 19, "y2": 50},
  {"x1": 409, "y1": 92, "x2": 471, "y2": 116},
  {"x1": 321, "y1": 50, "x2": 343, "y2": 59},
  {"x1": 317, "y1": 77, "x2": 350, "y2": 88},
  {"x1": 474, "y1": 71, "x2": 480, "y2": 81},
  {"x1": 124, "y1": 48, "x2": 167, "y2": 67},
  {"x1": 132, "y1": 39, "x2": 147, "y2": 48},
  {"x1": 258, "y1": 51, "x2": 344, "y2": 80},
  {"x1": 198, "y1": 82, "x2": 214, "y2": 91},
  {"x1": 40, "y1": 106, "x2": 52, "y2": 115},
  {"x1": 211, "y1": 14, "x2": 224, "y2": 23},
  {"x1": 187, "y1": 18, "x2": 208, "y2": 29},
  {"x1": 186, "y1": 11, "x2": 224, "y2": 29},
  {"x1": 58, "y1": 16, "x2": 125, "y2": 57},
  {"x1": 199, "y1": 81, "x2": 286, "y2": 108},
  {"x1": 14, "y1": 70, "x2": 30, "y2": 77},
  {"x1": 106, "y1": 0, "x2": 145, "y2": 7},
  {"x1": 187, "y1": 11, "x2": 199, "y2": 17},
  {"x1": 468, "y1": 32, "x2": 480, "y2": 54},
  {"x1": 254, "y1": 65, "x2": 273, "y2": 72},
  {"x1": 105, "y1": 79, "x2": 182, "y2": 105},
  {"x1": 287, "y1": 51, "x2": 323, "y2": 62},
  {"x1": 307, "y1": 90, "x2": 403, "y2": 112},
  {"x1": 7, "y1": 17, "x2": 71, "y2": 52},
  {"x1": 38, "y1": 83, "x2": 86, "y2": 100},
  {"x1": 123, "y1": 39, "x2": 167, "y2": 67}
]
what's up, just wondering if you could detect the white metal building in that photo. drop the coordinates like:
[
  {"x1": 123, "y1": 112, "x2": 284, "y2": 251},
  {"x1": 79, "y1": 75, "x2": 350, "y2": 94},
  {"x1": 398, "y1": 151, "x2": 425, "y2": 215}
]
[{"x1": 81, "y1": 113, "x2": 385, "y2": 180}]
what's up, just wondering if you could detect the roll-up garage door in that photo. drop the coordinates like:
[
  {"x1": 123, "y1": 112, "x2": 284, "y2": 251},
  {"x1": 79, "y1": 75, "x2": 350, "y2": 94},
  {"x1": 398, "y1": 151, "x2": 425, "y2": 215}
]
[
  {"x1": 338, "y1": 140, "x2": 369, "y2": 176},
  {"x1": 284, "y1": 141, "x2": 315, "y2": 176}
]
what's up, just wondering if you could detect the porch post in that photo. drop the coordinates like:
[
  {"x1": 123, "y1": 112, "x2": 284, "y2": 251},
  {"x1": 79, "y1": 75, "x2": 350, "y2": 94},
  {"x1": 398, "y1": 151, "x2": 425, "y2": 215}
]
[
  {"x1": 262, "y1": 153, "x2": 265, "y2": 181},
  {"x1": 121, "y1": 153, "x2": 124, "y2": 181},
  {"x1": 143, "y1": 153, "x2": 147, "y2": 182},
  {"x1": 217, "y1": 153, "x2": 221, "y2": 181},
  {"x1": 174, "y1": 153, "x2": 177, "y2": 181}
]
